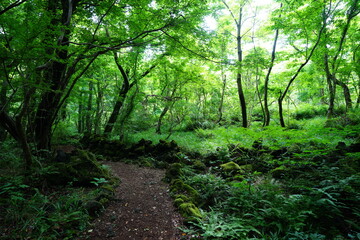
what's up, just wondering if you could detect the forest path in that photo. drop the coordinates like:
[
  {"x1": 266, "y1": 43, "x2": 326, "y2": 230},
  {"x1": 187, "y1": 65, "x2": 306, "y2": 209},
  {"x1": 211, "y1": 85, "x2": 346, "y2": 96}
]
[{"x1": 81, "y1": 161, "x2": 184, "y2": 240}]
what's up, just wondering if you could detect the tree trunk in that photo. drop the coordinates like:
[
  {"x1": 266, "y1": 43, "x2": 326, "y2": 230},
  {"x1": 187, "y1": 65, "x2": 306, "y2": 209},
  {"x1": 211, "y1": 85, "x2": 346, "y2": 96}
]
[
  {"x1": 264, "y1": 5, "x2": 281, "y2": 126},
  {"x1": 335, "y1": 78, "x2": 352, "y2": 110},
  {"x1": 34, "y1": 0, "x2": 76, "y2": 150},
  {"x1": 94, "y1": 80, "x2": 104, "y2": 134},
  {"x1": 85, "y1": 80, "x2": 93, "y2": 134},
  {"x1": 323, "y1": 0, "x2": 359, "y2": 117},
  {"x1": 78, "y1": 90, "x2": 84, "y2": 133},
  {"x1": 323, "y1": 53, "x2": 336, "y2": 118},
  {"x1": 119, "y1": 86, "x2": 139, "y2": 141},
  {"x1": 156, "y1": 105, "x2": 170, "y2": 135},
  {"x1": 217, "y1": 74, "x2": 226, "y2": 124},
  {"x1": 278, "y1": 93, "x2": 285, "y2": 127},
  {"x1": 278, "y1": 16, "x2": 325, "y2": 127},
  {"x1": 15, "y1": 117, "x2": 32, "y2": 173},
  {"x1": 104, "y1": 52, "x2": 158, "y2": 135},
  {"x1": 104, "y1": 53, "x2": 131, "y2": 135},
  {"x1": 236, "y1": 7, "x2": 248, "y2": 128},
  {"x1": 156, "y1": 89, "x2": 177, "y2": 135}
]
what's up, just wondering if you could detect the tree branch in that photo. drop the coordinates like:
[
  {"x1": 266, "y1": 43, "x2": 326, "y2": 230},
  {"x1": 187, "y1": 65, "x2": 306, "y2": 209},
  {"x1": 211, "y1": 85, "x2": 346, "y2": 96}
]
[{"x1": 0, "y1": 0, "x2": 28, "y2": 16}]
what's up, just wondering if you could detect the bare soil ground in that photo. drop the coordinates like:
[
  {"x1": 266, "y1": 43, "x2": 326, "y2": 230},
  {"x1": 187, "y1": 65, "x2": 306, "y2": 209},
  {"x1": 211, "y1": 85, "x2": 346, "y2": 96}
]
[{"x1": 80, "y1": 161, "x2": 185, "y2": 240}]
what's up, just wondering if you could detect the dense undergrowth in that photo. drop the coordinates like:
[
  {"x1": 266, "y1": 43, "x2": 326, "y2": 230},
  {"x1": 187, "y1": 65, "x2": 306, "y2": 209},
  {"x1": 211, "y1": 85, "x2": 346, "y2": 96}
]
[
  {"x1": 0, "y1": 142, "x2": 118, "y2": 240},
  {"x1": 1, "y1": 114, "x2": 360, "y2": 239},
  {"x1": 127, "y1": 115, "x2": 360, "y2": 239},
  {"x1": 160, "y1": 116, "x2": 360, "y2": 239}
]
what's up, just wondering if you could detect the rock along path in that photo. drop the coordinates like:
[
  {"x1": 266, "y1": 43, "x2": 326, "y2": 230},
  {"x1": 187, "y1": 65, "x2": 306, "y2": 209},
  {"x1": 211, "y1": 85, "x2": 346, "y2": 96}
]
[{"x1": 81, "y1": 161, "x2": 184, "y2": 240}]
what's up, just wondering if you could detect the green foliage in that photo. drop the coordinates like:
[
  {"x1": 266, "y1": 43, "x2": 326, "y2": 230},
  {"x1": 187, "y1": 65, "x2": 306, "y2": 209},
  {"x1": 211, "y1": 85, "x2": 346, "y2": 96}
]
[
  {"x1": 292, "y1": 104, "x2": 327, "y2": 120},
  {"x1": 169, "y1": 119, "x2": 360, "y2": 239},
  {"x1": 188, "y1": 209, "x2": 259, "y2": 239},
  {"x1": 0, "y1": 142, "x2": 118, "y2": 239},
  {"x1": 90, "y1": 177, "x2": 108, "y2": 187},
  {"x1": 0, "y1": 182, "x2": 90, "y2": 239},
  {"x1": 184, "y1": 173, "x2": 232, "y2": 208}
]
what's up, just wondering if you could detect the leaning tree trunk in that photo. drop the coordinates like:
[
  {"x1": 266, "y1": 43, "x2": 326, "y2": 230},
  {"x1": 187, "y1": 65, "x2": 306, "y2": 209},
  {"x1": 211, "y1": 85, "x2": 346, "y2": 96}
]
[
  {"x1": 104, "y1": 53, "x2": 132, "y2": 135},
  {"x1": 336, "y1": 78, "x2": 352, "y2": 110},
  {"x1": 278, "y1": 17, "x2": 325, "y2": 127},
  {"x1": 156, "y1": 88, "x2": 177, "y2": 135},
  {"x1": 118, "y1": 86, "x2": 139, "y2": 141},
  {"x1": 264, "y1": 5, "x2": 281, "y2": 126}
]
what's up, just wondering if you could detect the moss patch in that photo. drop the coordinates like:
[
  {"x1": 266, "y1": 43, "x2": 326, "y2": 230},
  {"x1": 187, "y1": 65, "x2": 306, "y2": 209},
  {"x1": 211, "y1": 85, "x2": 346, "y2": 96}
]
[
  {"x1": 170, "y1": 179, "x2": 200, "y2": 204},
  {"x1": 178, "y1": 202, "x2": 202, "y2": 220},
  {"x1": 164, "y1": 163, "x2": 183, "y2": 183},
  {"x1": 220, "y1": 161, "x2": 241, "y2": 172},
  {"x1": 46, "y1": 149, "x2": 117, "y2": 186}
]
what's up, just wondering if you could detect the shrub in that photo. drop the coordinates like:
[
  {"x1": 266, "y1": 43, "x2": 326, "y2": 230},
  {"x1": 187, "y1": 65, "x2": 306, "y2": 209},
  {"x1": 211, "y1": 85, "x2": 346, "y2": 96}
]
[
  {"x1": 292, "y1": 105, "x2": 327, "y2": 120},
  {"x1": 184, "y1": 174, "x2": 232, "y2": 208}
]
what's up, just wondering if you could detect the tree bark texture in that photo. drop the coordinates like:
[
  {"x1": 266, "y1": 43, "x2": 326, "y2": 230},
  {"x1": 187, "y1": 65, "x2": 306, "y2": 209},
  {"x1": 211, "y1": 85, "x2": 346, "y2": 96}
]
[
  {"x1": 34, "y1": 0, "x2": 76, "y2": 150},
  {"x1": 335, "y1": 79, "x2": 352, "y2": 110}
]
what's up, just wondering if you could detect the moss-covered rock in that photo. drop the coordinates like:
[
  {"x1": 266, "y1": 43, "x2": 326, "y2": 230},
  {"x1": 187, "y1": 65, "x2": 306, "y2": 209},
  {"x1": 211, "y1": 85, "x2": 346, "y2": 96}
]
[
  {"x1": 170, "y1": 179, "x2": 200, "y2": 204},
  {"x1": 220, "y1": 161, "x2": 241, "y2": 172},
  {"x1": 192, "y1": 160, "x2": 206, "y2": 172},
  {"x1": 164, "y1": 163, "x2": 183, "y2": 183},
  {"x1": 178, "y1": 202, "x2": 202, "y2": 220},
  {"x1": 174, "y1": 194, "x2": 190, "y2": 207},
  {"x1": 46, "y1": 149, "x2": 116, "y2": 186}
]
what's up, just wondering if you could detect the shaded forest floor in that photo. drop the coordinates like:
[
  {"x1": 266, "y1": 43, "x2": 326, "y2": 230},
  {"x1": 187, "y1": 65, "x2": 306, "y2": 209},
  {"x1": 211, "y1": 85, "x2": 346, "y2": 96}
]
[
  {"x1": 1, "y1": 117, "x2": 360, "y2": 239},
  {"x1": 80, "y1": 161, "x2": 186, "y2": 240}
]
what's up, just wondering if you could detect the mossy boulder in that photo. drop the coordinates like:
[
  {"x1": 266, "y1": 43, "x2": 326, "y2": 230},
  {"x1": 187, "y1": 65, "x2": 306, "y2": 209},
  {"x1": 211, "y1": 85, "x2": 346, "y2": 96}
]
[
  {"x1": 46, "y1": 149, "x2": 115, "y2": 186},
  {"x1": 173, "y1": 194, "x2": 190, "y2": 207},
  {"x1": 178, "y1": 202, "x2": 202, "y2": 221},
  {"x1": 192, "y1": 160, "x2": 206, "y2": 172},
  {"x1": 170, "y1": 179, "x2": 200, "y2": 204},
  {"x1": 220, "y1": 161, "x2": 241, "y2": 173},
  {"x1": 164, "y1": 163, "x2": 183, "y2": 183}
]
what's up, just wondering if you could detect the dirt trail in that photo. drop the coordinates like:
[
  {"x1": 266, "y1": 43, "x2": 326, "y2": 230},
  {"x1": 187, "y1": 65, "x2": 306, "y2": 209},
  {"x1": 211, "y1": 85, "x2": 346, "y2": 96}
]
[{"x1": 81, "y1": 161, "x2": 184, "y2": 240}]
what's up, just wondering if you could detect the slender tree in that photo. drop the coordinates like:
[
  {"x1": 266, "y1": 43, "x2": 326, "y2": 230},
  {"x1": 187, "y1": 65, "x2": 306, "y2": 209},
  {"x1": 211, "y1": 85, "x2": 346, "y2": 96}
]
[
  {"x1": 222, "y1": 0, "x2": 248, "y2": 128},
  {"x1": 278, "y1": 1, "x2": 326, "y2": 127},
  {"x1": 263, "y1": 3, "x2": 282, "y2": 126},
  {"x1": 322, "y1": 0, "x2": 359, "y2": 117}
]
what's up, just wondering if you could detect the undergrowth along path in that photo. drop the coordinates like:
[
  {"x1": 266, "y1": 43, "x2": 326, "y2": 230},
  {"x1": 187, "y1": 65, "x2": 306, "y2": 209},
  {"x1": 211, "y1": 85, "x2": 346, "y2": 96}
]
[{"x1": 82, "y1": 161, "x2": 184, "y2": 240}]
